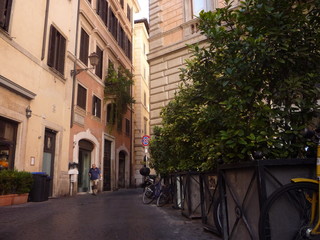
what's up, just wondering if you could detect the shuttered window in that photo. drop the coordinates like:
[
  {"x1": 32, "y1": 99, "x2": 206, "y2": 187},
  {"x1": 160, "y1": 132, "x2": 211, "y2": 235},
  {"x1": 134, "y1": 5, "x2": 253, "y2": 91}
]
[
  {"x1": 96, "y1": 46, "x2": 103, "y2": 79},
  {"x1": 47, "y1": 25, "x2": 66, "y2": 75},
  {"x1": 107, "y1": 103, "x2": 116, "y2": 124},
  {"x1": 97, "y1": 0, "x2": 108, "y2": 27},
  {"x1": 109, "y1": 10, "x2": 118, "y2": 40},
  {"x1": 80, "y1": 28, "x2": 89, "y2": 66},
  {"x1": 125, "y1": 118, "x2": 130, "y2": 136},
  {"x1": 127, "y1": 5, "x2": 131, "y2": 22},
  {"x1": 0, "y1": 0, "x2": 12, "y2": 31},
  {"x1": 92, "y1": 96, "x2": 101, "y2": 118},
  {"x1": 77, "y1": 84, "x2": 87, "y2": 110}
]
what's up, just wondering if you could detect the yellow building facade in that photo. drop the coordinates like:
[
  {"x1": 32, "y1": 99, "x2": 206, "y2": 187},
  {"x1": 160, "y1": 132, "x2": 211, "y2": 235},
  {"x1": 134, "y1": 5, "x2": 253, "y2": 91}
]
[
  {"x1": 0, "y1": 0, "x2": 139, "y2": 197},
  {"x1": 133, "y1": 19, "x2": 150, "y2": 186},
  {"x1": 149, "y1": 0, "x2": 236, "y2": 129}
]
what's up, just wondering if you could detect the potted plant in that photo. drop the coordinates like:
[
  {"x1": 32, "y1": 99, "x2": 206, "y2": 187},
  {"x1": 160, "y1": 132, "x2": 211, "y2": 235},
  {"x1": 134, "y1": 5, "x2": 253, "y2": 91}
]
[
  {"x1": 12, "y1": 171, "x2": 33, "y2": 205},
  {"x1": 0, "y1": 170, "x2": 34, "y2": 206},
  {"x1": 0, "y1": 170, "x2": 18, "y2": 206}
]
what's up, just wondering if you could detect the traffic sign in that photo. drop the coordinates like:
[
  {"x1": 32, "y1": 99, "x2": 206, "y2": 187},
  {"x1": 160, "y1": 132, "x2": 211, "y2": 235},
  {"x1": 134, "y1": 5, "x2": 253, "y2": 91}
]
[{"x1": 142, "y1": 135, "x2": 151, "y2": 146}]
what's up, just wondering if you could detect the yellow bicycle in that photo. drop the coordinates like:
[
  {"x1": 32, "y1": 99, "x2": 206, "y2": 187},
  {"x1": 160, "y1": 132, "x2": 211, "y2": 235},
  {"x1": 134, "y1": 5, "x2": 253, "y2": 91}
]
[{"x1": 259, "y1": 129, "x2": 320, "y2": 240}]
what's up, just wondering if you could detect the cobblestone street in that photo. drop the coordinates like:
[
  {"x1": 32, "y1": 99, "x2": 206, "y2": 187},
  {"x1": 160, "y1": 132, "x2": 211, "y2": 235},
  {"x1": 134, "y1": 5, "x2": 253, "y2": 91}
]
[{"x1": 0, "y1": 189, "x2": 221, "y2": 240}]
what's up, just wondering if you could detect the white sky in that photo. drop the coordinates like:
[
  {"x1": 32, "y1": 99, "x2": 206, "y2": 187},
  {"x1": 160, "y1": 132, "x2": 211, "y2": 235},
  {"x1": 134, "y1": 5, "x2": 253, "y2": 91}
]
[{"x1": 134, "y1": 0, "x2": 149, "y2": 21}]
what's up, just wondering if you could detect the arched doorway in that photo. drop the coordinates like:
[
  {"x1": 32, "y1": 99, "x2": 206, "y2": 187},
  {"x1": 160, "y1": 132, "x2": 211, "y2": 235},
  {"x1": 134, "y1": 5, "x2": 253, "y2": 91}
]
[
  {"x1": 78, "y1": 140, "x2": 94, "y2": 193},
  {"x1": 118, "y1": 151, "x2": 126, "y2": 188}
]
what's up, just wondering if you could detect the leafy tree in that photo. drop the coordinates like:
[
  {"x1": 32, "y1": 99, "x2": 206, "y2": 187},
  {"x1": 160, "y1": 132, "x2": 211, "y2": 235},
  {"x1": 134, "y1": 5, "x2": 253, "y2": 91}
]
[
  {"x1": 150, "y1": 0, "x2": 320, "y2": 174},
  {"x1": 104, "y1": 64, "x2": 135, "y2": 127}
]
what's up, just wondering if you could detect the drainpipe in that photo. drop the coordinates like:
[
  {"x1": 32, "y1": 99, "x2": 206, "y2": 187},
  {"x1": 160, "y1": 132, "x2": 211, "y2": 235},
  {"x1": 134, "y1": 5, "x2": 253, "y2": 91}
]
[
  {"x1": 41, "y1": 0, "x2": 50, "y2": 60},
  {"x1": 70, "y1": 0, "x2": 81, "y2": 128},
  {"x1": 130, "y1": 67, "x2": 133, "y2": 187}
]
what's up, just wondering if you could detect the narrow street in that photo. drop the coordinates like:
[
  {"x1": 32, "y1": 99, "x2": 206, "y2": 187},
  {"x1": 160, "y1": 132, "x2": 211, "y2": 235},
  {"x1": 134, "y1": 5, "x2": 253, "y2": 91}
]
[{"x1": 0, "y1": 189, "x2": 221, "y2": 240}]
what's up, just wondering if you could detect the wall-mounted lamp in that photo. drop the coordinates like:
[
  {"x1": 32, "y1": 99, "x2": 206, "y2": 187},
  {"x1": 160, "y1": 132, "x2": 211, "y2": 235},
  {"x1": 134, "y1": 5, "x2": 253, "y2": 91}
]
[
  {"x1": 70, "y1": 52, "x2": 99, "y2": 77},
  {"x1": 26, "y1": 106, "x2": 32, "y2": 118}
]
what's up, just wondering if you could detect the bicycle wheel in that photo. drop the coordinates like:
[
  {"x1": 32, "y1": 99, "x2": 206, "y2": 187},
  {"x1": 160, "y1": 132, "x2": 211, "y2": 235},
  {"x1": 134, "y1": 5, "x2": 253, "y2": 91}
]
[
  {"x1": 259, "y1": 182, "x2": 318, "y2": 240},
  {"x1": 157, "y1": 192, "x2": 169, "y2": 207},
  {"x1": 142, "y1": 184, "x2": 155, "y2": 204},
  {"x1": 213, "y1": 198, "x2": 223, "y2": 236}
]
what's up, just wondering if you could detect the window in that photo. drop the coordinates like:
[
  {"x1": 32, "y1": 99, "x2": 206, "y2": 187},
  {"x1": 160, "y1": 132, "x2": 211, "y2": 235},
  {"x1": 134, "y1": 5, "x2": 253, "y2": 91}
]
[
  {"x1": 144, "y1": 91, "x2": 146, "y2": 106},
  {"x1": 125, "y1": 118, "x2": 130, "y2": 136},
  {"x1": 117, "y1": 117, "x2": 122, "y2": 132},
  {"x1": 192, "y1": 0, "x2": 214, "y2": 16},
  {"x1": 77, "y1": 84, "x2": 87, "y2": 110},
  {"x1": 96, "y1": 46, "x2": 103, "y2": 79},
  {"x1": 109, "y1": 10, "x2": 118, "y2": 40},
  {"x1": 126, "y1": 38, "x2": 132, "y2": 61},
  {"x1": 144, "y1": 118, "x2": 147, "y2": 135},
  {"x1": 127, "y1": 5, "x2": 131, "y2": 22},
  {"x1": 80, "y1": 28, "x2": 89, "y2": 66},
  {"x1": 92, "y1": 96, "x2": 101, "y2": 118},
  {"x1": 118, "y1": 26, "x2": 125, "y2": 49},
  {"x1": 107, "y1": 103, "x2": 116, "y2": 124},
  {"x1": 0, "y1": 116, "x2": 17, "y2": 170},
  {"x1": 97, "y1": 0, "x2": 108, "y2": 27},
  {"x1": 47, "y1": 25, "x2": 66, "y2": 75},
  {"x1": 120, "y1": 0, "x2": 124, "y2": 8},
  {"x1": 0, "y1": 0, "x2": 12, "y2": 31}
]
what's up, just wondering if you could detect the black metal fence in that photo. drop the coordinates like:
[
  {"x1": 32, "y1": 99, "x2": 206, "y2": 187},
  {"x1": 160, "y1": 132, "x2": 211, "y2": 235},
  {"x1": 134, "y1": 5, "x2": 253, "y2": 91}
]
[
  {"x1": 165, "y1": 159, "x2": 315, "y2": 239},
  {"x1": 219, "y1": 158, "x2": 315, "y2": 240}
]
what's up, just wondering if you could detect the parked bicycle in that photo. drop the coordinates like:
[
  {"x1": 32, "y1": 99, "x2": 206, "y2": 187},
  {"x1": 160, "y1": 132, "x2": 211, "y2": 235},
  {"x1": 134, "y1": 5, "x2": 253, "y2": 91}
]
[
  {"x1": 142, "y1": 178, "x2": 162, "y2": 204},
  {"x1": 259, "y1": 128, "x2": 320, "y2": 240},
  {"x1": 156, "y1": 183, "x2": 174, "y2": 207}
]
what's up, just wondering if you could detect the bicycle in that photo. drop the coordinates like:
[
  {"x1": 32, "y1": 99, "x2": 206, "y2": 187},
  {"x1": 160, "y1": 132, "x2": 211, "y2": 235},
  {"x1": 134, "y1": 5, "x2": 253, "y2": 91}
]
[
  {"x1": 259, "y1": 128, "x2": 320, "y2": 240},
  {"x1": 156, "y1": 183, "x2": 174, "y2": 207},
  {"x1": 142, "y1": 179, "x2": 162, "y2": 204}
]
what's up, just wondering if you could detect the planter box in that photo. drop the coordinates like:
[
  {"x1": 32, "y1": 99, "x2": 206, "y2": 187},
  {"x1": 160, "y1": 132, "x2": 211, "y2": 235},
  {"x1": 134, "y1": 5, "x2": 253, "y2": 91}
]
[
  {"x1": 12, "y1": 193, "x2": 29, "y2": 205},
  {"x1": 200, "y1": 172, "x2": 221, "y2": 235},
  {"x1": 219, "y1": 158, "x2": 315, "y2": 240},
  {"x1": 180, "y1": 172, "x2": 202, "y2": 219},
  {"x1": 0, "y1": 194, "x2": 18, "y2": 206}
]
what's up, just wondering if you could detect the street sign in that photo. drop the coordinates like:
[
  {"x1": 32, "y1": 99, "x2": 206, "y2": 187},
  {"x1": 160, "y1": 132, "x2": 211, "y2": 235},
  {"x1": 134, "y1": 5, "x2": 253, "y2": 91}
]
[{"x1": 142, "y1": 135, "x2": 151, "y2": 146}]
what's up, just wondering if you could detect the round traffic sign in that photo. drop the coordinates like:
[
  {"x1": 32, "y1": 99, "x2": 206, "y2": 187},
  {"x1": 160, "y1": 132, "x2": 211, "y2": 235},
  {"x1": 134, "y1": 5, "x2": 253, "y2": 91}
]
[{"x1": 142, "y1": 135, "x2": 151, "y2": 146}]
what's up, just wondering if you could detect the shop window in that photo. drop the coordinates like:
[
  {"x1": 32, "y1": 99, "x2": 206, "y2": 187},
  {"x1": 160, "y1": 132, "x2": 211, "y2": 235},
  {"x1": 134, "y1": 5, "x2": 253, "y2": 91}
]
[{"x1": 0, "y1": 117, "x2": 17, "y2": 170}]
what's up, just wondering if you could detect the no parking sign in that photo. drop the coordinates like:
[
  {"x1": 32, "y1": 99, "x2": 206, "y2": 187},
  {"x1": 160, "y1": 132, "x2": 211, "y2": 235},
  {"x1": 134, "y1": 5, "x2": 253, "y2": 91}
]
[{"x1": 142, "y1": 135, "x2": 151, "y2": 146}]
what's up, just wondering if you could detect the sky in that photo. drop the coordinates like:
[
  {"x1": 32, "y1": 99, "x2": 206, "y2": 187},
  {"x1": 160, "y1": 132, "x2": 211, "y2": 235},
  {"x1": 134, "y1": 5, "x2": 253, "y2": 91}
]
[{"x1": 134, "y1": 0, "x2": 149, "y2": 21}]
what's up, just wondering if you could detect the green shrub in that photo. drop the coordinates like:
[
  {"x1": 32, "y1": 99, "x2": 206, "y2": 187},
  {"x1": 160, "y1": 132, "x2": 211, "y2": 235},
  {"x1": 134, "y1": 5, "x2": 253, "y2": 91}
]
[
  {"x1": 0, "y1": 170, "x2": 33, "y2": 195},
  {"x1": 15, "y1": 171, "x2": 33, "y2": 194}
]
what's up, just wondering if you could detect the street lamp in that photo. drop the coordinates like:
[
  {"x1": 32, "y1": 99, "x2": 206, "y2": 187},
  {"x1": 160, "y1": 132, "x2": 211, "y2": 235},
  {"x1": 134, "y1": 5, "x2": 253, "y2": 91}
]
[{"x1": 70, "y1": 52, "x2": 99, "y2": 77}]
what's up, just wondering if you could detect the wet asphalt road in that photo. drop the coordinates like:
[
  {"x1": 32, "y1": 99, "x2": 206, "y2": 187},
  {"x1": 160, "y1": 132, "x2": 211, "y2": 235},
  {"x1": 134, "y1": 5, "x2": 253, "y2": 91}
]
[{"x1": 0, "y1": 189, "x2": 221, "y2": 240}]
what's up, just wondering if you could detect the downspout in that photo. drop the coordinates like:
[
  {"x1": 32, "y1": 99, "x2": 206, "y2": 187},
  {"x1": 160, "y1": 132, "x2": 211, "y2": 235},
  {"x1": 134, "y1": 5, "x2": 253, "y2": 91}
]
[
  {"x1": 70, "y1": 0, "x2": 81, "y2": 128},
  {"x1": 41, "y1": 0, "x2": 50, "y2": 60},
  {"x1": 130, "y1": 67, "x2": 133, "y2": 187}
]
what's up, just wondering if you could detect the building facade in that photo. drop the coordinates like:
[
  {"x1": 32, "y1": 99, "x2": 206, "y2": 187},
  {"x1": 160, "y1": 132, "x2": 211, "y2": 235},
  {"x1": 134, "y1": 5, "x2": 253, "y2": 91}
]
[
  {"x1": 69, "y1": 0, "x2": 139, "y2": 194},
  {"x1": 148, "y1": 0, "x2": 233, "y2": 130},
  {"x1": 0, "y1": 0, "x2": 139, "y2": 197},
  {"x1": 133, "y1": 19, "x2": 150, "y2": 186},
  {"x1": 0, "y1": 0, "x2": 78, "y2": 196}
]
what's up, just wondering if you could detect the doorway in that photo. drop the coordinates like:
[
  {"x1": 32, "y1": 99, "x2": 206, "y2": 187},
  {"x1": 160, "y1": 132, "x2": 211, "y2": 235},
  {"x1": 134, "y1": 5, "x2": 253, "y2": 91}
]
[
  {"x1": 77, "y1": 140, "x2": 94, "y2": 193},
  {"x1": 118, "y1": 151, "x2": 126, "y2": 188},
  {"x1": 42, "y1": 129, "x2": 56, "y2": 197},
  {"x1": 103, "y1": 140, "x2": 111, "y2": 191}
]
